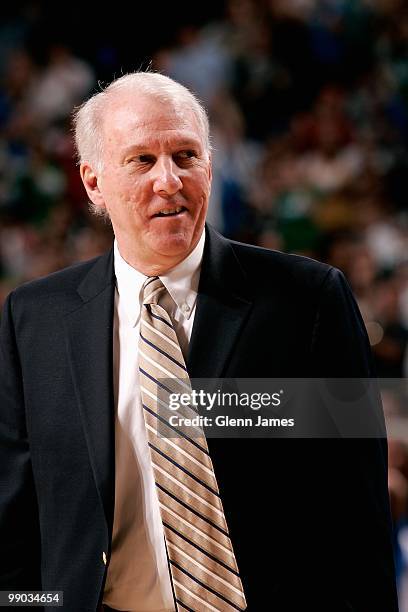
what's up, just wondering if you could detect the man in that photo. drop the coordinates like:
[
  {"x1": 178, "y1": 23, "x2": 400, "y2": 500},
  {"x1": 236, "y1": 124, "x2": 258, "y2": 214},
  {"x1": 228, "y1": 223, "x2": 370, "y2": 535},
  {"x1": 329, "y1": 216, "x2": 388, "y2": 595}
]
[{"x1": 0, "y1": 72, "x2": 398, "y2": 611}]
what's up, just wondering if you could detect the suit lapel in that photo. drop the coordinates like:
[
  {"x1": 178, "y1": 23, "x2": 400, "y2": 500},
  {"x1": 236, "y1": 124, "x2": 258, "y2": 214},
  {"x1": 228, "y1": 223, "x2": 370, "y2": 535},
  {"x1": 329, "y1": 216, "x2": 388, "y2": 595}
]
[
  {"x1": 188, "y1": 226, "x2": 252, "y2": 379},
  {"x1": 63, "y1": 250, "x2": 116, "y2": 534},
  {"x1": 62, "y1": 228, "x2": 251, "y2": 530}
]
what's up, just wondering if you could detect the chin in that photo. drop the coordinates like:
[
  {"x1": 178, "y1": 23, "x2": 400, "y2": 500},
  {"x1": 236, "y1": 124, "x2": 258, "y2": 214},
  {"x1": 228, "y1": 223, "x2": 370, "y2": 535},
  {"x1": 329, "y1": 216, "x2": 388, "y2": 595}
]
[
  {"x1": 153, "y1": 234, "x2": 193, "y2": 257},
  {"x1": 148, "y1": 220, "x2": 203, "y2": 260}
]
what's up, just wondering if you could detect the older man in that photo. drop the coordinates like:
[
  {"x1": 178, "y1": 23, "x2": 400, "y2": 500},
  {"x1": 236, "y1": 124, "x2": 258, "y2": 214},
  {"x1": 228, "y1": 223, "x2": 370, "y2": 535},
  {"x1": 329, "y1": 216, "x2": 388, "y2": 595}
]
[{"x1": 0, "y1": 72, "x2": 398, "y2": 611}]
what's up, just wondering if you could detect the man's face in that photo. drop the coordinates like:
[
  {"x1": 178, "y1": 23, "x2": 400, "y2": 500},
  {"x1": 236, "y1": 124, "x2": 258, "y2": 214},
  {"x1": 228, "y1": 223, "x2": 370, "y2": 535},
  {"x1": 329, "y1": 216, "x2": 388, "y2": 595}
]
[{"x1": 81, "y1": 92, "x2": 212, "y2": 274}]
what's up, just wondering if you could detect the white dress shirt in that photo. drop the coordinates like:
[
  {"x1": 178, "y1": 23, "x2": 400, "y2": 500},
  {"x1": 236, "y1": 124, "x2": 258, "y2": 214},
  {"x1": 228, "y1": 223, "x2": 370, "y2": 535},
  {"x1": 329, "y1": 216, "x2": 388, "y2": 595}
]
[{"x1": 103, "y1": 231, "x2": 205, "y2": 612}]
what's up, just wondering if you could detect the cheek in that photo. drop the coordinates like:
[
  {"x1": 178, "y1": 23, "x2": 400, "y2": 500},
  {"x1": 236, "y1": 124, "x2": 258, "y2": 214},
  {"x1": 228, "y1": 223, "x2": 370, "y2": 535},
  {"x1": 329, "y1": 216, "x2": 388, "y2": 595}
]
[
  {"x1": 188, "y1": 173, "x2": 211, "y2": 207},
  {"x1": 122, "y1": 191, "x2": 142, "y2": 213},
  {"x1": 103, "y1": 177, "x2": 144, "y2": 217},
  {"x1": 199, "y1": 179, "x2": 211, "y2": 211}
]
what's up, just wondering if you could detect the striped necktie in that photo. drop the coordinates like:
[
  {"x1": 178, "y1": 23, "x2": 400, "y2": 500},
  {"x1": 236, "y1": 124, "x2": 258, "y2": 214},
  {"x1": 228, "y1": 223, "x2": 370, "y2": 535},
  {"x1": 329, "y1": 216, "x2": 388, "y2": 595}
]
[{"x1": 139, "y1": 276, "x2": 247, "y2": 612}]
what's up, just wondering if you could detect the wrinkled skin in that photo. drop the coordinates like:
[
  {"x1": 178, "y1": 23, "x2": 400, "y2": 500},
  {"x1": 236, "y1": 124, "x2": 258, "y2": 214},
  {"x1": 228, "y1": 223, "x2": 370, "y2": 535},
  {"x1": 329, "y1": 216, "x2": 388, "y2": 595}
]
[{"x1": 81, "y1": 93, "x2": 212, "y2": 275}]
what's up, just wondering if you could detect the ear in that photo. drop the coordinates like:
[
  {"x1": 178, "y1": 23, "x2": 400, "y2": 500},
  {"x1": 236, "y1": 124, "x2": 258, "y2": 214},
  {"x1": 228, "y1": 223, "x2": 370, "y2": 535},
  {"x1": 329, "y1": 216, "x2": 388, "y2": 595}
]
[{"x1": 80, "y1": 163, "x2": 106, "y2": 211}]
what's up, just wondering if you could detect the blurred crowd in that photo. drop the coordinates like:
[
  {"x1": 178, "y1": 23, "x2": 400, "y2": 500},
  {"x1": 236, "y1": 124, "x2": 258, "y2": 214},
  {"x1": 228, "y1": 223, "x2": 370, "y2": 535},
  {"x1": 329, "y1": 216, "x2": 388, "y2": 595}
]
[
  {"x1": 0, "y1": 0, "x2": 408, "y2": 602},
  {"x1": 1, "y1": 0, "x2": 407, "y2": 374}
]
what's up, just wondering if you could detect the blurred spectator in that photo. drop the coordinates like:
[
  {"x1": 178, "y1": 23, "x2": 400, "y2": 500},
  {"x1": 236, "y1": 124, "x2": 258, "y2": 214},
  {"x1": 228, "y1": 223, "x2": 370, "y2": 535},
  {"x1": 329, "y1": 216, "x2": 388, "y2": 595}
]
[
  {"x1": 2, "y1": 0, "x2": 406, "y2": 379},
  {"x1": 0, "y1": 1, "x2": 407, "y2": 606},
  {"x1": 28, "y1": 44, "x2": 94, "y2": 126},
  {"x1": 388, "y1": 438, "x2": 408, "y2": 609}
]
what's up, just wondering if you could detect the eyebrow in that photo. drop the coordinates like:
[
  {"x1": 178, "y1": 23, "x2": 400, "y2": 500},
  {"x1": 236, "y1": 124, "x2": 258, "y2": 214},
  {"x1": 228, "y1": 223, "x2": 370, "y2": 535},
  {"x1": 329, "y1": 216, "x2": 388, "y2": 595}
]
[{"x1": 122, "y1": 138, "x2": 202, "y2": 156}]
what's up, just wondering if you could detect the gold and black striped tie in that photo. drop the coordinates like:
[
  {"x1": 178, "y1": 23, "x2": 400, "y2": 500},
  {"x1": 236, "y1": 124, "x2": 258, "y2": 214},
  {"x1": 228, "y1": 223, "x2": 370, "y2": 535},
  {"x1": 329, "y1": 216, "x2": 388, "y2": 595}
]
[{"x1": 138, "y1": 276, "x2": 247, "y2": 612}]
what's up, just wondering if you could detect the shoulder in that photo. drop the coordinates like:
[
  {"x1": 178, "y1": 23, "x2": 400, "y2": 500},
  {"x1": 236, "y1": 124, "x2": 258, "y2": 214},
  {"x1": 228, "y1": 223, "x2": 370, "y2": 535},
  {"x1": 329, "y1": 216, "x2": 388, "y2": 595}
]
[
  {"x1": 225, "y1": 235, "x2": 341, "y2": 298},
  {"x1": 6, "y1": 250, "x2": 113, "y2": 318},
  {"x1": 204, "y1": 225, "x2": 347, "y2": 302},
  {"x1": 11, "y1": 256, "x2": 99, "y2": 302},
  {"x1": 231, "y1": 238, "x2": 329, "y2": 276}
]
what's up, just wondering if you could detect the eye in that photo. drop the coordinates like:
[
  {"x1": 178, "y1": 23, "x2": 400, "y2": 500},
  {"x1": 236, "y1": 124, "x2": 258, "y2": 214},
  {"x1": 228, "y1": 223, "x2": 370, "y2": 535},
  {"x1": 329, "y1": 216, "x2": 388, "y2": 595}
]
[
  {"x1": 125, "y1": 154, "x2": 155, "y2": 165},
  {"x1": 138, "y1": 154, "x2": 155, "y2": 164},
  {"x1": 174, "y1": 150, "x2": 196, "y2": 161}
]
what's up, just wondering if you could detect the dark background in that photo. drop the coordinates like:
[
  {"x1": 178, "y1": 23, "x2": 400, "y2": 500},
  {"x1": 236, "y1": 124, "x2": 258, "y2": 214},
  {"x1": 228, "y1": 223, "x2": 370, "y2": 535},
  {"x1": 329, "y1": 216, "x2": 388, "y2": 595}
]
[{"x1": 0, "y1": 0, "x2": 408, "y2": 605}]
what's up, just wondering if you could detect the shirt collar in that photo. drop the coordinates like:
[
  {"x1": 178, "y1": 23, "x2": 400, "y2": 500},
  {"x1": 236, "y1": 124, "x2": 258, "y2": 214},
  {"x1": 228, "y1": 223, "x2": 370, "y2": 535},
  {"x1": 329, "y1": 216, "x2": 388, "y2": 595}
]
[{"x1": 114, "y1": 230, "x2": 205, "y2": 326}]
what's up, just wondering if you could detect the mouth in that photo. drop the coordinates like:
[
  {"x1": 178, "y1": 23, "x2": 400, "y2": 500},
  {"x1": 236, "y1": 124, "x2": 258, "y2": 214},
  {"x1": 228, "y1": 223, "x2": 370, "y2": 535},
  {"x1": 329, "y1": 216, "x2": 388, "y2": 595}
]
[{"x1": 153, "y1": 206, "x2": 187, "y2": 218}]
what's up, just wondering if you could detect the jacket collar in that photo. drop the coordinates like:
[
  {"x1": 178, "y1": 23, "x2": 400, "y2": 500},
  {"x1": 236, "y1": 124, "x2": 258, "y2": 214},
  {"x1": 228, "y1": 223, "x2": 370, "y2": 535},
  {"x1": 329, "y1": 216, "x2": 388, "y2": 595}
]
[
  {"x1": 64, "y1": 224, "x2": 253, "y2": 535},
  {"x1": 187, "y1": 225, "x2": 253, "y2": 378},
  {"x1": 64, "y1": 248, "x2": 116, "y2": 536}
]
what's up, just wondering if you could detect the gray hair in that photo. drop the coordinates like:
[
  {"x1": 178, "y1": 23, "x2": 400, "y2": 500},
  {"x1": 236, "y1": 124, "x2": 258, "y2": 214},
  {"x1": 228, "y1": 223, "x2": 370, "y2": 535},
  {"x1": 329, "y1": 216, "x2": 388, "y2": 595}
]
[{"x1": 72, "y1": 71, "x2": 211, "y2": 175}]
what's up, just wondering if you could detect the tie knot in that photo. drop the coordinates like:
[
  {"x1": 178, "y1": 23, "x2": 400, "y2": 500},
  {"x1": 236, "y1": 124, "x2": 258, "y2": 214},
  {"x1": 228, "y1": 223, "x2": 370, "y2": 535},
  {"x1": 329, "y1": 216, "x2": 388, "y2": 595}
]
[{"x1": 142, "y1": 276, "x2": 165, "y2": 305}]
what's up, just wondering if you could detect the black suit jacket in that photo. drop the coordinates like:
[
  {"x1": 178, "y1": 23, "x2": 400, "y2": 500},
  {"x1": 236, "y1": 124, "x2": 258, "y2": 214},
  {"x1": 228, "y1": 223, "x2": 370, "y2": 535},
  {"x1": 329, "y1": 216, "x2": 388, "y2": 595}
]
[{"x1": 0, "y1": 225, "x2": 398, "y2": 611}]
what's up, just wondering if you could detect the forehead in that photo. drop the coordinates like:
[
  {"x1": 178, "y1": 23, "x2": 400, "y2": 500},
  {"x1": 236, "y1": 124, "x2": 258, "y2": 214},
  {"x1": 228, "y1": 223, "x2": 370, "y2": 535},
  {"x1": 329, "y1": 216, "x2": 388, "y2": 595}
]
[{"x1": 102, "y1": 92, "x2": 204, "y2": 151}]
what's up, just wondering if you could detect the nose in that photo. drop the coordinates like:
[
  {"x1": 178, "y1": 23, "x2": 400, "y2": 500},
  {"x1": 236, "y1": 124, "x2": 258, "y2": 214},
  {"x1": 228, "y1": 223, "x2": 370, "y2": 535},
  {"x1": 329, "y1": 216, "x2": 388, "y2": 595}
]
[{"x1": 152, "y1": 156, "x2": 183, "y2": 197}]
